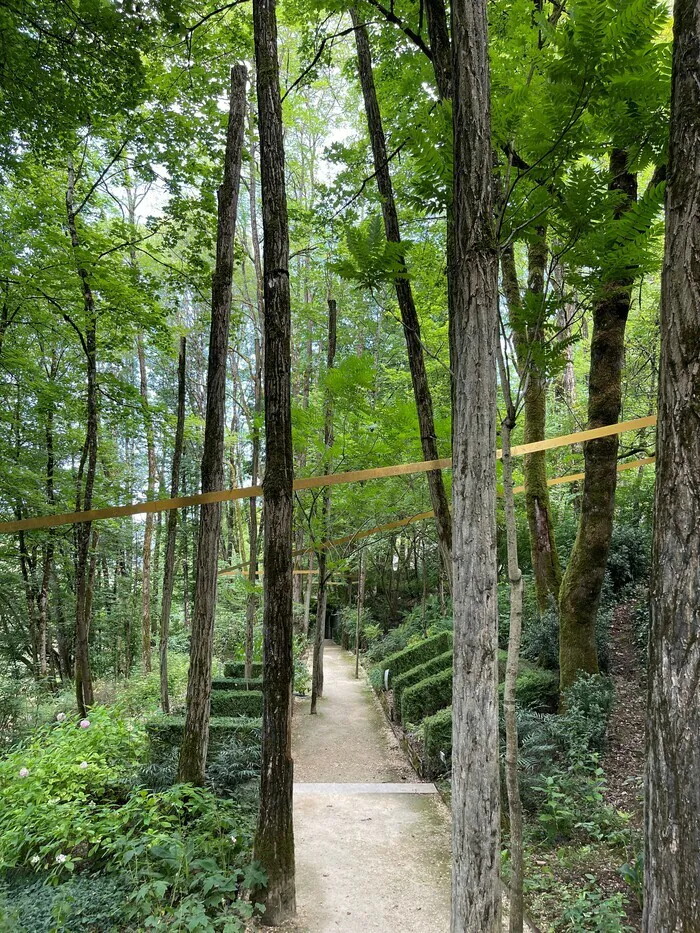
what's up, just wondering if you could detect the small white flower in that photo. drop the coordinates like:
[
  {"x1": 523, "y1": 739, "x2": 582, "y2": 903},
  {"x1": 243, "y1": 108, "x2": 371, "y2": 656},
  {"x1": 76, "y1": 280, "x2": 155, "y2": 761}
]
[
  {"x1": 18, "y1": 767, "x2": 29, "y2": 778},
  {"x1": 230, "y1": 835, "x2": 237, "y2": 845},
  {"x1": 79, "y1": 719, "x2": 90, "y2": 729},
  {"x1": 56, "y1": 713, "x2": 66, "y2": 722},
  {"x1": 30, "y1": 855, "x2": 40, "y2": 866},
  {"x1": 79, "y1": 761, "x2": 88, "y2": 769},
  {"x1": 55, "y1": 853, "x2": 67, "y2": 864}
]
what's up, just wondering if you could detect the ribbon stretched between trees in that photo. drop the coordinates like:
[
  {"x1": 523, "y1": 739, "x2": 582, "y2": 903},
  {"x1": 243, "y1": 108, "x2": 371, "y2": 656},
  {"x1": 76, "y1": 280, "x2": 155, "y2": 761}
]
[{"x1": 0, "y1": 415, "x2": 656, "y2": 535}]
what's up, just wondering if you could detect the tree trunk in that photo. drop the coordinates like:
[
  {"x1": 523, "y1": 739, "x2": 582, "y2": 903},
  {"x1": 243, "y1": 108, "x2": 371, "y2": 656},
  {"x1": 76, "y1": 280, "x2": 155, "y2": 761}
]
[
  {"x1": 178, "y1": 65, "x2": 246, "y2": 784},
  {"x1": 302, "y1": 550, "x2": 314, "y2": 636},
  {"x1": 66, "y1": 159, "x2": 97, "y2": 717},
  {"x1": 351, "y1": 9, "x2": 453, "y2": 589},
  {"x1": 355, "y1": 551, "x2": 365, "y2": 679},
  {"x1": 558, "y1": 149, "x2": 637, "y2": 693},
  {"x1": 252, "y1": 0, "x2": 296, "y2": 915},
  {"x1": 451, "y1": 0, "x2": 501, "y2": 927},
  {"x1": 311, "y1": 297, "x2": 337, "y2": 715},
  {"x1": 497, "y1": 346, "x2": 525, "y2": 933},
  {"x1": 160, "y1": 336, "x2": 186, "y2": 714},
  {"x1": 137, "y1": 335, "x2": 157, "y2": 673},
  {"x1": 39, "y1": 351, "x2": 58, "y2": 680},
  {"x1": 644, "y1": 4, "x2": 700, "y2": 928},
  {"x1": 501, "y1": 239, "x2": 562, "y2": 612}
]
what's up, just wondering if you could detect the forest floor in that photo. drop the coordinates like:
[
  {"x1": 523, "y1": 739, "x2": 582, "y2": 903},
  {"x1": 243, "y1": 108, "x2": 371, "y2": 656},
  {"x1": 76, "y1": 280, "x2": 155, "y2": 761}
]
[{"x1": 253, "y1": 641, "x2": 530, "y2": 933}]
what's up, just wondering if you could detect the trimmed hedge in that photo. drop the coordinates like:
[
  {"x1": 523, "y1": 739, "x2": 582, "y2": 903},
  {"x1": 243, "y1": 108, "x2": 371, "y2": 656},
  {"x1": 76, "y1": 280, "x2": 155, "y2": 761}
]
[
  {"x1": 223, "y1": 661, "x2": 263, "y2": 678},
  {"x1": 146, "y1": 715, "x2": 261, "y2": 760},
  {"x1": 499, "y1": 666, "x2": 559, "y2": 711},
  {"x1": 423, "y1": 706, "x2": 452, "y2": 777},
  {"x1": 378, "y1": 631, "x2": 453, "y2": 688},
  {"x1": 210, "y1": 689, "x2": 263, "y2": 718},
  {"x1": 211, "y1": 677, "x2": 263, "y2": 692},
  {"x1": 392, "y1": 649, "x2": 453, "y2": 718},
  {"x1": 401, "y1": 667, "x2": 453, "y2": 725}
]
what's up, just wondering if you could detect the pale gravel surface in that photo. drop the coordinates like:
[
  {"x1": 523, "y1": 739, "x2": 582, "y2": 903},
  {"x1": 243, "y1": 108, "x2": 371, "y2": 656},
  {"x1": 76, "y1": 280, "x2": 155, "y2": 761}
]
[{"x1": 252, "y1": 641, "x2": 532, "y2": 933}]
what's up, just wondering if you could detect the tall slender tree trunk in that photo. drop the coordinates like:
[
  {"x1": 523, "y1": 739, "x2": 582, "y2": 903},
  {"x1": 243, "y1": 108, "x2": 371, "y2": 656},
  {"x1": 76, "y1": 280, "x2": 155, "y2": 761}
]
[
  {"x1": 351, "y1": 9, "x2": 453, "y2": 589},
  {"x1": 160, "y1": 336, "x2": 186, "y2": 714},
  {"x1": 558, "y1": 149, "x2": 637, "y2": 693},
  {"x1": 302, "y1": 550, "x2": 314, "y2": 636},
  {"x1": 137, "y1": 336, "x2": 157, "y2": 672},
  {"x1": 246, "y1": 113, "x2": 264, "y2": 681},
  {"x1": 451, "y1": 0, "x2": 501, "y2": 927},
  {"x1": 497, "y1": 347, "x2": 525, "y2": 933},
  {"x1": 38, "y1": 350, "x2": 58, "y2": 680},
  {"x1": 355, "y1": 551, "x2": 365, "y2": 679},
  {"x1": 311, "y1": 297, "x2": 337, "y2": 714},
  {"x1": 644, "y1": 4, "x2": 700, "y2": 928},
  {"x1": 66, "y1": 159, "x2": 97, "y2": 717},
  {"x1": 501, "y1": 240, "x2": 562, "y2": 612},
  {"x1": 178, "y1": 65, "x2": 246, "y2": 784},
  {"x1": 252, "y1": 0, "x2": 296, "y2": 915}
]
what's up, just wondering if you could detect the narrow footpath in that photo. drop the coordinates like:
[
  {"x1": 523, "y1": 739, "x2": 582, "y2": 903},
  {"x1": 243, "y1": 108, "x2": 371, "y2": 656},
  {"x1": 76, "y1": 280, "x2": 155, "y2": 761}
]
[{"x1": 288, "y1": 641, "x2": 452, "y2": 933}]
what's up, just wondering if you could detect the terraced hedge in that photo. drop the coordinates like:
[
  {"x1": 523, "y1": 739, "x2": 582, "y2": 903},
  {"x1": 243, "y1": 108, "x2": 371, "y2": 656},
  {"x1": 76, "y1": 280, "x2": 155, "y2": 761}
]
[
  {"x1": 392, "y1": 650, "x2": 453, "y2": 718},
  {"x1": 401, "y1": 667, "x2": 453, "y2": 725},
  {"x1": 223, "y1": 661, "x2": 263, "y2": 679},
  {"x1": 210, "y1": 689, "x2": 263, "y2": 718},
  {"x1": 377, "y1": 631, "x2": 453, "y2": 688},
  {"x1": 423, "y1": 707, "x2": 452, "y2": 777},
  {"x1": 498, "y1": 667, "x2": 559, "y2": 711},
  {"x1": 211, "y1": 677, "x2": 263, "y2": 692},
  {"x1": 146, "y1": 716, "x2": 262, "y2": 760}
]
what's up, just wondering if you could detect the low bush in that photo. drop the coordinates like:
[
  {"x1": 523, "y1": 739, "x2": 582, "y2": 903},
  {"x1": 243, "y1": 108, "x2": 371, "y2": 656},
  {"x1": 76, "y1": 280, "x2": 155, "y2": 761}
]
[
  {"x1": 146, "y1": 715, "x2": 261, "y2": 762},
  {"x1": 0, "y1": 872, "x2": 130, "y2": 932},
  {"x1": 392, "y1": 649, "x2": 453, "y2": 717},
  {"x1": 376, "y1": 631, "x2": 453, "y2": 688},
  {"x1": 223, "y1": 661, "x2": 263, "y2": 679},
  {"x1": 210, "y1": 690, "x2": 263, "y2": 718},
  {"x1": 422, "y1": 706, "x2": 452, "y2": 777},
  {"x1": 401, "y1": 667, "x2": 452, "y2": 725},
  {"x1": 498, "y1": 666, "x2": 559, "y2": 712},
  {"x1": 211, "y1": 678, "x2": 263, "y2": 691}
]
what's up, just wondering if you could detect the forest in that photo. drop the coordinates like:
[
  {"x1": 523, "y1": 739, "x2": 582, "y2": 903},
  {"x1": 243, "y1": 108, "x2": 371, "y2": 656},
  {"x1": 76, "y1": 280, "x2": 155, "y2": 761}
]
[{"x1": 0, "y1": 0, "x2": 698, "y2": 930}]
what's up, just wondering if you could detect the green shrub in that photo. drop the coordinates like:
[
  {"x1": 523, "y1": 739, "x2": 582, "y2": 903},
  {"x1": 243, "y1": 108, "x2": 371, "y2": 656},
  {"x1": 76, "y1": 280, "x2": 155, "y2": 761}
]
[
  {"x1": 0, "y1": 873, "x2": 130, "y2": 932},
  {"x1": 210, "y1": 690, "x2": 263, "y2": 718},
  {"x1": 211, "y1": 678, "x2": 263, "y2": 691},
  {"x1": 146, "y1": 716, "x2": 261, "y2": 761},
  {"x1": 498, "y1": 666, "x2": 559, "y2": 711},
  {"x1": 422, "y1": 707, "x2": 452, "y2": 777},
  {"x1": 401, "y1": 667, "x2": 452, "y2": 725},
  {"x1": 392, "y1": 649, "x2": 453, "y2": 717},
  {"x1": 376, "y1": 631, "x2": 453, "y2": 688},
  {"x1": 223, "y1": 661, "x2": 263, "y2": 679},
  {"x1": 0, "y1": 706, "x2": 145, "y2": 871}
]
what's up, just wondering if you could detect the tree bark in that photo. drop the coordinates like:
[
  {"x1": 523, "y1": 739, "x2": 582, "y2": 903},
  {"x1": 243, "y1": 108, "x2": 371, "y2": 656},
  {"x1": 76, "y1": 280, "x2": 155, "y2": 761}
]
[
  {"x1": 355, "y1": 551, "x2": 365, "y2": 679},
  {"x1": 252, "y1": 0, "x2": 296, "y2": 917},
  {"x1": 558, "y1": 149, "x2": 637, "y2": 693},
  {"x1": 160, "y1": 335, "x2": 186, "y2": 714},
  {"x1": 178, "y1": 65, "x2": 247, "y2": 784},
  {"x1": 351, "y1": 9, "x2": 453, "y2": 589},
  {"x1": 137, "y1": 335, "x2": 157, "y2": 673},
  {"x1": 451, "y1": 0, "x2": 501, "y2": 927},
  {"x1": 501, "y1": 239, "x2": 562, "y2": 612},
  {"x1": 302, "y1": 550, "x2": 314, "y2": 636},
  {"x1": 644, "y1": 3, "x2": 700, "y2": 928},
  {"x1": 497, "y1": 346, "x2": 525, "y2": 933},
  {"x1": 311, "y1": 297, "x2": 337, "y2": 715},
  {"x1": 66, "y1": 158, "x2": 97, "y2": 717}
]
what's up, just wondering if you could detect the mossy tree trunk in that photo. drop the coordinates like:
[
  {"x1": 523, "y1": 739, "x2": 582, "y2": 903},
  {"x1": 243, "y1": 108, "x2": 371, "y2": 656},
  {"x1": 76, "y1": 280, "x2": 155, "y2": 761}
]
[
  {"x1": 252, "y1": 0, "x2": 297, "y2": 916},
  {"x1": 178, "y1": 65, "x2": 246, "y2": 784},
  {"x1": 558, "y1": 149, "x2": 637, "y2": 693},
  {"x1": 451, "y1": 0, "x2": 501, "y2": 926},
  {"x1": 644, "y1": 3, "x2": 700, "y2": 927}
]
